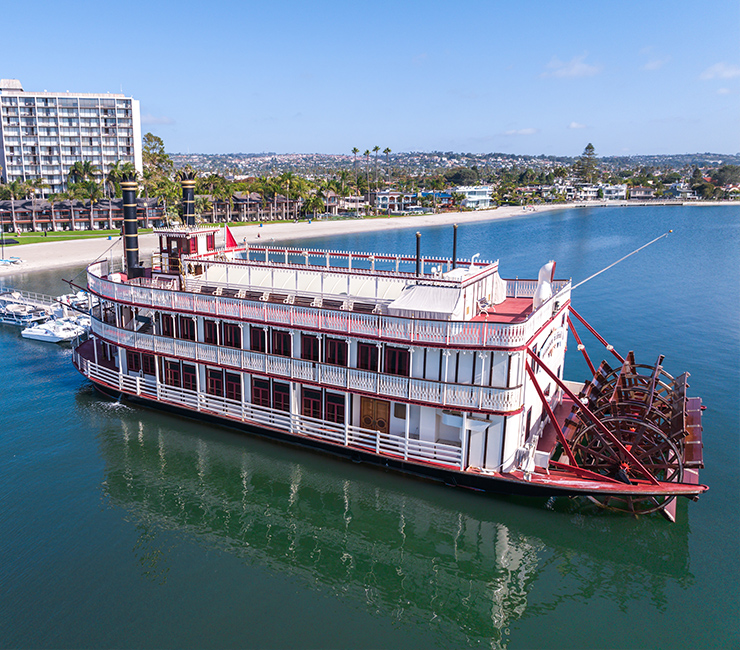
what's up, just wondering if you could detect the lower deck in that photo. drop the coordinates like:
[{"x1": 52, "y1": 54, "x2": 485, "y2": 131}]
[{"x1": 73, "y1": 338, "x2": 707, "y2": 502}]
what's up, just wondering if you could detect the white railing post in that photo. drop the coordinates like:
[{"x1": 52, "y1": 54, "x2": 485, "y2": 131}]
[
  {"x1": 343, "y1": 393, "x2": 349, "y2": 446},
  {"x1": 404, "y1": 413, "x2": 410, "y2": 460},
  {"x1": 460, "y1": 413, "x2": 468, "y2": 470}
]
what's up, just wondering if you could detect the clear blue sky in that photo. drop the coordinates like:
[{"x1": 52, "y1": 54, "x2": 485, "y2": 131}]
[{"x1": 4, "y1": 0, "x2": 738, "y2": 157}]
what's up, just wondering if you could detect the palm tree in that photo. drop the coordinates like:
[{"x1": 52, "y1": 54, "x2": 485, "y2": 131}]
[
  {"x1": 363, "y1": 150, "x2": 371, "y2": 202},
  {"x1": 430, "y1": 177, "x2": 445, "y2": 214},
  {"x1": 4, "y1": 179, "x2": 28, "y2": 233},
  {"x1": 69, "y1": 180, "x2": 104, "y2": 229},
  {"x1": 383, "y1": 147, "x2": 391, "y2": 183},
  {"x1": 68, "y1": 160, "x2": 100, "y2": 185},
  {"x1": 279, "y1": 171, "x2": 297, "y2": 220},
  {"x1": 105, "y1": 161, "x2": 126, "y2": 228},
  {"x1": 337, "y1": 169, "x2": 350, "y2": 197},
  {"x1": 351, "y1": 147, "x2": 359, "y2": 180},
  {"x1": 303, "y1": 193, "x2": 324, "y2": 220},
  {"x1": 195, "y1": 196, "x2": 210, "y2": 221},
  {"x1": 198, "y1": 173, "x2": 224, "y2": 222},
  {"x1": 27, "y1": 178, "x2": 48, "y2": 232},
  {"x1": 373, "y1": 145, "x2": 380, "y2": 190}
]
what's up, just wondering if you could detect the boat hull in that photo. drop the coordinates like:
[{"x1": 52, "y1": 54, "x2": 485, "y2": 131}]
[{"x1": 86, "y1": 375, "x2": 706, "y2": 502}]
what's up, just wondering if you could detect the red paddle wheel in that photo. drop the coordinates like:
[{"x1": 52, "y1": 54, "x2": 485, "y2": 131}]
[{"x1": 528, "y1": 308, "x2": 705, "y2": 519}]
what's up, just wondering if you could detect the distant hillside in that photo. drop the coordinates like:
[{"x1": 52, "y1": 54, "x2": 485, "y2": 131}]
[{"x1": 169, "y1": 151, "x2": 740, "y2": 176}]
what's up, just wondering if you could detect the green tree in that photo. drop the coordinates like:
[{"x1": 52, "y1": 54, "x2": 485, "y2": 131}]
[
  {"x1": 1, "y1": 179, "x2": 30, "y2": 232},
  {"x1": 142, "y1": 133, "x2": 173, "y2": 177},
  {"x1": 68, "y1": 160, "x2": 100, "y2": 185},
  {"x1": 27, "y1": 178, "x2": 48, "y2": 232},
  {"x1": 713, "y1": 165, "x2": 740, "y2": 186},
  {"x1": 69, "y1": 179, "x2": 104, "y2": 229},
  {"x1": 429, "y1": 177, "x2": 445, "y2": 213},
  {"x1": 373, "y1": 145, "x2": 380, "y2": 189},
  {"x1": 575, "y1": 143, "x2": 599, "y2": 184},
  {"x1": 351, "y1": 147, "x2": 359, "y2": 183},
  {"x1": 444, "y1": 167, "x2": 478, "y2": 186},
  {"x1": 302, "y1": 193, "x2": 324, "y2": 219}
]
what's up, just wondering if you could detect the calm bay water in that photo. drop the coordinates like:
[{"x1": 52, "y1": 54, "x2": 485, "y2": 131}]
[{"x1": 0, "y1": 205, "x2": 738, "y2": 649}]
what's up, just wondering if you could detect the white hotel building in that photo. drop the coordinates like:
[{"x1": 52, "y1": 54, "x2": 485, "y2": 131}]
[{"x1": 0, "y1": 79, "x2": 142, "y2": 195}]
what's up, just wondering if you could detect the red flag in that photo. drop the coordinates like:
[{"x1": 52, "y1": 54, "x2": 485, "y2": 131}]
[{"x1": 225, "y1": 226, "x2": 237, "y2": 249}]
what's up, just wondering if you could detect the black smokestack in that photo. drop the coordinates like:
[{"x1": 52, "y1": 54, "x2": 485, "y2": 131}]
[
  {"x1": 179, "y1": 168, "x2": 197, "y2": 227},
  {"x1": 452, "y1": 223, "x2": 458, "y2": 269},
  {"x1": 416, "y1": 231, "x2": 421, "y2": 277},
  {"x1": 121, "y1": 175, "x2": 141, "y2": 276}
]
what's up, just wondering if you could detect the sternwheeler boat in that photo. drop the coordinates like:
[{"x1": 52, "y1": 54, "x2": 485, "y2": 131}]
[{"x1": 71, "y1": 176, "x2": 706, "y2": 521}]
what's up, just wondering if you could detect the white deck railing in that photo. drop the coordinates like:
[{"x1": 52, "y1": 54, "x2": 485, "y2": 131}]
[
  {"x1": 87, "y1": 261, "x2": 570, "y2": 350},
  {"x1": 73, "y1": 350, "x2": 464, "y2": 469},
  {"x1": 91, "y1": 318, "x2": 524, "y2": 413}
]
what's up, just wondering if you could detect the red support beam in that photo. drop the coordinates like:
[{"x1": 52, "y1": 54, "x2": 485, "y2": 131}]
[
  {"x1": 569, "y1": 306, "x2": 625, "y2": 364},
  {"x1": 525, "y1": 361, "x2": 578, "y2": 466},
  {"x1": 567, "y1": 315, "x2": 596, "y2": 377},
  {"x1": 526, "y1": 347, "x2": 660, "y2": 486}
]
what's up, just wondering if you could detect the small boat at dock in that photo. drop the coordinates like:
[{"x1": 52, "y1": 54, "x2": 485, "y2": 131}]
[
  {"x1": 0, "y1": 290, "x2": 51, "y2": 326},
  {"x1": 21, "y1": 317, "x2": 88, "y2": 343}
]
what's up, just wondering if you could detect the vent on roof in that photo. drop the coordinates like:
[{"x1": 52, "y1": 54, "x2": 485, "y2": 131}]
[{"x1": 0, "y1": 79, "x2": 24, "y2": 91}]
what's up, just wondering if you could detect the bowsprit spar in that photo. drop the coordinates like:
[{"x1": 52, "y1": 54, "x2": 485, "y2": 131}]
[{"x1": 527, "y1": 232, "x2": 705, "y2": 522}]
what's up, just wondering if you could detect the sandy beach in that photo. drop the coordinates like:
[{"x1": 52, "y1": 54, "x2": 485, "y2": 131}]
[
  {"x1": 0, "y1": 204, "x2": 569, "y2": 277},
  {"x1": 1, "y1": 200, "x2": 730, "y2": 277}
]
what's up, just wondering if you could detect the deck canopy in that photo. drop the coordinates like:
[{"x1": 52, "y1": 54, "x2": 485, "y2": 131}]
[{"x1": 387, "y1": 284, "x2": 464, "y2": 320}]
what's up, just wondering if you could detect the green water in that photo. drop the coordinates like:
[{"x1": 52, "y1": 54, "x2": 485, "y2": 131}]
[{"x1": 1, "y1": 205, "x2": 738, "y2": 648}]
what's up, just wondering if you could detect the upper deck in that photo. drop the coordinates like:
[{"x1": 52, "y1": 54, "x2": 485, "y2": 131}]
[
  {"x1": 149, "y1": 230, "x2": 571, "y2": 324},
  {"x1": 88, "y1": 235, "x2": 571, "y2": 350}
]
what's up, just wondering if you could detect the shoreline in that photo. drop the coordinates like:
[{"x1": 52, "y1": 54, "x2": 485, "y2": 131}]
[{"x1": 0, "y1": 200, "x2": 735, "y2": 277}]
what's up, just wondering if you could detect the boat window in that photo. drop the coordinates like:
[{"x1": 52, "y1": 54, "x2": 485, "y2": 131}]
[
  {"x1": 273, "y1": 382, "x2": 290, "y2": 412},
  {"x1": 225, "y1": 372, "x2": 241, "y2": 401},
  {"x1": 252, "y1": 378, "x2": 270, "y2": 407},
  {"x1": 127, "y1": 351, "x2": 141, "y2": 373},
  {"x1": 301, "y1": 334, "x2": 319, "y2": 362},
  {"x1": 179, "y1": 316, "x2": 195, "y2": 341},
  {"x1": 357, "y1": 342, "x2": 378, "y2": 371},
  {"x1": 272, "y1": 330, "x2": 291, "y2": 357},
  {"x1": 161, "y1": 314, "x2": 175, "y2": 337},
  {"x1": 385, "y1": 346, "x2": 410, "y2": 377},
  {"x1": 222, "y1": 323, "x2": 241, "y2": 349},
  {"x1": 250, "y1": 326, "x2": 266, "y2": 352},
  {"x1": 164, "y1": 360, "x2": 181, "y2": 387},
  {"x1": 302, "y1": 388, "x2": 322, "y2": 419},
  {"x1": 206, "y1": 368, "x2": 223, "y2": 397},
  {"x1": 182, "y1": 364, "x2": 196, "y2": 391},
  {"x1": 204, "y1": 319, "x2": 218, "y2": 345},
  {"x1": 325, "y1": 337, "x2": 347, "y2": 367},
  {"x1": 326, "y1": 392, "x2": 345, "y2": 424},
  {"x1": 142, "y1": 354, "x2": 156, "y2": 376}
]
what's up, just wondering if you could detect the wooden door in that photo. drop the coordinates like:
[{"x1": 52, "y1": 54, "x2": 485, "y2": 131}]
[{"x1": 360, "y1": 397, "x2": 390, "y2": 434}]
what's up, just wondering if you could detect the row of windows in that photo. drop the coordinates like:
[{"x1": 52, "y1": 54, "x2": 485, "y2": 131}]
[
  {"x1": 157, "y1": 356, "x2": 346, "y2": 424},
  {"x1": 156, "y1": 316, "x2": 410, "y2": 377}
]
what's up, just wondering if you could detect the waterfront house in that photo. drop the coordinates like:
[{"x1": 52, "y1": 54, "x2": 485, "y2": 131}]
[
  {"x1": 629, "y1": 186, "x2": 655, "y2": 200},
  {"x1": 453, "y1": 185, "x2": 493, "y2": 209}
]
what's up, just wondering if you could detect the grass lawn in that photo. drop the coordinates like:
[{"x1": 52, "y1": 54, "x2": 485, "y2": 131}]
[{"x1": 1, "y1": 229, "x2": 154, "y2": 246}]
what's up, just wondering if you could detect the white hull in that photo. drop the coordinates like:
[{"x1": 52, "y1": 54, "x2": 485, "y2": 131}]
[{"x1": 22, "y1": 319, "x2": 87, "y2": 343}]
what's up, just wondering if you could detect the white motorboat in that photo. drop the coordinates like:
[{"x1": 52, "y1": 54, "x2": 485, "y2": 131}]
[{"x1": 21, "y1": 318, "x2": 87, "y2": 343}]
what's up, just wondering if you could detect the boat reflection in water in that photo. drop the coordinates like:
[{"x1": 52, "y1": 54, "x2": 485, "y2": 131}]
[{"x1": 93, "y1": 393, "x2": 694, "y2": 646}]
